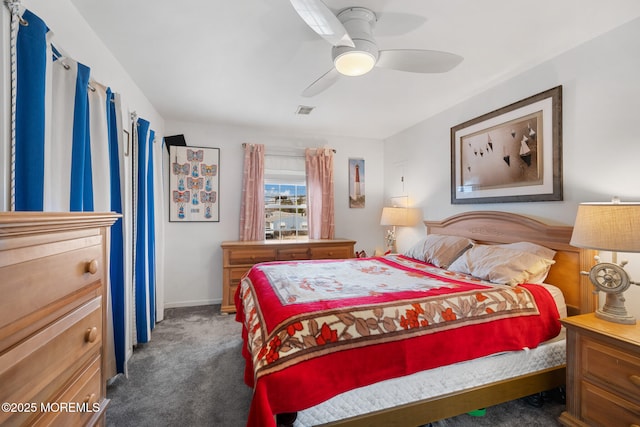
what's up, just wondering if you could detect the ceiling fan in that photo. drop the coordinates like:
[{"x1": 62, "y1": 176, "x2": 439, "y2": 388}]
[{"x1": 290, "y1": 0, "x2": 464, "y2": 97}]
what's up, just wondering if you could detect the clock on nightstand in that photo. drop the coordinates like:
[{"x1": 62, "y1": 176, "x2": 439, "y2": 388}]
[{"x1": 559, "y1": 313, "x2": 640, "y2": 427}]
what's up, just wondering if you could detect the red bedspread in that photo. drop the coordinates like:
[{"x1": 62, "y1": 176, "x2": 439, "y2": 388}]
[{"x1": 235, "y1": 255, "x2": 561, "y2": 427}]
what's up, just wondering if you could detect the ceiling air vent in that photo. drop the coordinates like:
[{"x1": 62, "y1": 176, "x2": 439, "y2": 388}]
[{"x1": 295, "y1": 105, "x2": 315, "y2": 115}]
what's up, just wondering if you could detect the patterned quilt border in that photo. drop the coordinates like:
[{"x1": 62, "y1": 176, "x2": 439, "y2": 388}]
[{"x1": 239, "y1": 277, "x2": 540, "y2": 379}]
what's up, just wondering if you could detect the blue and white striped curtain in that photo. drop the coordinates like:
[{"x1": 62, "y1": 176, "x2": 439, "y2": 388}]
[
  {"x1": 107, "y1": 89, "x2": 127, "y2": 374},
  {"x1": 132, "y1": 117, "x2": 156, "y2": 344},
  {"x1": 9, "y1": 7, "x2": 161, "y2": 377},
  {"x1": 14, "y1": 9, "x2": 48, "y2": 211},
  {"x1": 14, "y1": 10, "x2": 111, "y2": 213}
]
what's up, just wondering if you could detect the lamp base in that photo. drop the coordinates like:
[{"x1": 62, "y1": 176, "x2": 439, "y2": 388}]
[
  {"x1": 595, "y1": 309, "x2": 636, "y2": 325},
  {"x1": 586, "y1": 261, "x2": 637, "y2": 325},
  {"x1": 385, "y1": 227, "x2": 397, "y2": 254},
  {"x1": 595, "y1": 293, "x2": 636, "y2": 325}
]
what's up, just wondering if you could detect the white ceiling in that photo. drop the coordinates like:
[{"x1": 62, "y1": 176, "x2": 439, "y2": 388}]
[{"x1": 70, "y1": 0, "x2": 640, "y2": 140}]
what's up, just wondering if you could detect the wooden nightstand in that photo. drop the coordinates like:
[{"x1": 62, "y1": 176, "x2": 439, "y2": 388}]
[{"x1": 559, "y1": 313, "x2": 640, "y2": 427}]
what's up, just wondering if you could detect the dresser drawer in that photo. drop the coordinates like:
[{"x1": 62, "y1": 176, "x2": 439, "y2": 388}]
[
  {"x1": 227, "y1": 248, "x2": 276, "y2": 265},
  {"x1": 0, "y1": 241, "x2": 103, "y2": 352},
  {"x1": 223, "y1": 268, "x2": 249, "y2": 311},
  {"x1": 228, "y1": 284, "x2": 239, "y2": 305},
  {"x1": 222, "y1": 266, "x2": 249, "y2": 313},
  {"x1": 581, "y1": 380, "x2": 640, "y2": 426},
  {"x1": 228, "y1": 267, "x2": 250, "y2": 283},
  {"x1": 35, "y1": 356, "x2": 105, "y2": 427},
  {"x1": 310, "y1": 246, "x2": 352, "y2": 259},
  {"x1": 277, "y1": 247, "x2": 311, "y2": 261},
  {"x1": 0, "y1": 297, "x2": 102, "y2": 427},
  {"x1": 582, "y1": 337, "x2": 640, "y2": 403}
]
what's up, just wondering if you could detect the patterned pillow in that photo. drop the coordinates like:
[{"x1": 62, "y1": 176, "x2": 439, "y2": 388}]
[{"x1": 403, "y1": 234, "x2": 474, "y2": 268}]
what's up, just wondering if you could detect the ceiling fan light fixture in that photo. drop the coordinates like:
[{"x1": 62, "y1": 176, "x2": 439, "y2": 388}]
[
  {"x1": 293, "y1": 3, "x2": 463, "y2": 96},
  {"x1": 332, "y1": 38, "x2": 379, "y2": 77},
  {"x1": 334, "y1": 51, "x2": 375, "y2": 76}
]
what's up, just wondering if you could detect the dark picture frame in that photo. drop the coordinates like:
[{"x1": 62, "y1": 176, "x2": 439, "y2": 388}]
[
  {"x1": 451, "y1": 86, "x2": 562, "y2": 204},
  {"x1": 169, "y1": 145, "x2": 220, "y2": 222}
]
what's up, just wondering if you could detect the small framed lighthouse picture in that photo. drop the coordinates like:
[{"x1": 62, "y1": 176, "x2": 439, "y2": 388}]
[{"x1": 349, "y1": 158, "x2": 365, "y2": 208}]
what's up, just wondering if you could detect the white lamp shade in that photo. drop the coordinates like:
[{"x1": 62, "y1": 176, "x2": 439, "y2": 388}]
[
  {"x1": 570, "y1": 202, "x2": 640, "y2": 252},
  {"x1": 380, "y1": 207, "x2": 422, "y2": 227}
]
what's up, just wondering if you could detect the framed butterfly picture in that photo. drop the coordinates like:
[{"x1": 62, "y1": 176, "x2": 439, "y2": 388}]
[{"x1": 169, "y1": 145, "x2": 220, "y2": 222}]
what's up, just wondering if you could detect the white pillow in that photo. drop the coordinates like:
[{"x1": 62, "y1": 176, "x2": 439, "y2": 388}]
[
  {"x1": 498, "y1": 242, "x2": 556, "y2": 283},
  {"x1": 448, "y1": 245, "x2": 555, "y2": 286},
  {"x1": 403, "y1": 234, "x2": 474, "y2": 268},
  {"x1": 498, "y1": 241, "x2": 556, "y2": 260}
]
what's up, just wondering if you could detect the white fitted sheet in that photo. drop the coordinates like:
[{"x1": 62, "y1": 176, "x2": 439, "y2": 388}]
[{"x1": 295, "y1": 283, "x2": 567, "y2": 426}]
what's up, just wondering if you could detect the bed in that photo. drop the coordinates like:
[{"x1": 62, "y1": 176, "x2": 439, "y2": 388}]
[{"x1": 235, "y1": 211, "x2": 596, "y2": 427}]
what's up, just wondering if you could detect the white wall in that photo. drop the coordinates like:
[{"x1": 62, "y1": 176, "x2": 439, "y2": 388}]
[
  {"x1": 163, "y1": 120, "x2": 385, "y2": 307},
  {"x1": 20, "y1": 0, "x2": 164, "y2": 132},
  {"x1": 383, "y1": 18, "x2": 640, "y2": 320}
]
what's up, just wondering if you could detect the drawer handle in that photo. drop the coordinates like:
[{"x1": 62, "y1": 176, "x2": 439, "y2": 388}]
[
  {"x1": 86, "y1": 259, "x2": 99, "y2": 275},
  {"x1": 83, "y1": 393, "x2": 98, "y2": 411},
  {"x1": 630, "y1": 375, "x2": 640, "y2": 388},
  {"x1": 327, "y1": 252, "x2": 333, "y2": 256},
  {"x1": 85, "y1": 326, "x2": 98, "y2": 343}
]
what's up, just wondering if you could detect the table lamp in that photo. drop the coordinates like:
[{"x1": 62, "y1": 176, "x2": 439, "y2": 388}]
[
  {"x1": 570, "y1": 199, "x2": 640, "y2": 324},
  {"x1": 380, "y1": 207, "x2": 421, "y2": 253}
]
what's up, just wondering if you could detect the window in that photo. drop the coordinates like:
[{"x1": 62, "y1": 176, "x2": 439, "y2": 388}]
[
  {"x1": 264, "y1": 148, "x2": 307, "y2": 240},
  {"x1": 264, "y1": 183, "x2": 307, "y2": 240}
]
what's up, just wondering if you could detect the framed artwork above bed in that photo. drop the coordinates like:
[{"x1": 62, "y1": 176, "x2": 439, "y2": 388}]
[{"x1": 451, "y1": 86, "x2": 562, "y2": 204}]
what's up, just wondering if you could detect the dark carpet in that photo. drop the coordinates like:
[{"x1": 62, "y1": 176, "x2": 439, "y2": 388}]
[{"x1": 106, "y1": 305, "x2": 564, "y2": 427}]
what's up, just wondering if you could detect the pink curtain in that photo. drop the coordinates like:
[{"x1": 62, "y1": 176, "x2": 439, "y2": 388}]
[
  {"x1": 305, "y1": 148, "x2": 335, "y2": 239},
  {"x1": 239, "y1": 144, "x2": 265, "y2": 241}
]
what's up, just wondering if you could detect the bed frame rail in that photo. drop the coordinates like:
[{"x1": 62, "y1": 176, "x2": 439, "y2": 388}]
[{"x1": 318, "y1": 367, "x2": 566, "y2": 427}]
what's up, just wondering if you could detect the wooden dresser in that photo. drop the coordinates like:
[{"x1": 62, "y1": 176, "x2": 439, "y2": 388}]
[
  {"x1": 220, "y1": 239, "x2": 356, "y2": 313},
  {"x1": 560, "y1": 313, "x2": 640, "y2": 427},
  {"x1": 0, "y1": 212, "x2": 118, "y2": 427}
]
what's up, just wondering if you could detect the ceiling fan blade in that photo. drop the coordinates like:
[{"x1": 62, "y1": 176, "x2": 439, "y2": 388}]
[
  {"x1": 376, "y1": 49, "x2": 463, "y2": 73},
  {"x1": 289, "y1": 0, "x2": 354, "y2": 47},
  {"x1": 302, "y1": 68, "x2": 340, "y2": 97}
]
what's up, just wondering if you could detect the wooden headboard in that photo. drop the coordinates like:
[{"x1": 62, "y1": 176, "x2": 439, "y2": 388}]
[{"x1": 424, "y1": 211, "x2": 596, "y2": 316}]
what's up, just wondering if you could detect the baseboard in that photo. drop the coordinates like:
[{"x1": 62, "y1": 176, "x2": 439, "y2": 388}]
[{"x1": 164, "y1": 298, "x2": 221, "y2": 309}]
